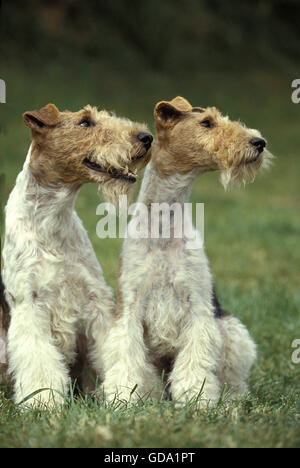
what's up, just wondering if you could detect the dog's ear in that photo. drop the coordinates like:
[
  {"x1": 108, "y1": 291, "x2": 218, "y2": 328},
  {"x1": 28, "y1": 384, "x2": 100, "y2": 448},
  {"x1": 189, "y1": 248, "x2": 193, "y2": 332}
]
[
  {"x1": 192, "y1": 107, "x2": 206, "y2": 113},
  {"x1": 154, "y1": 96, "x2": 194, "y2": 126},
  {"x1": 169, "y1": 96, "x2": 193, "y2": 112},
  {"x1": 23, "y1": 104, "x2": 61, "y2": 133},
  {"x1": 154, "y1": 101, "x2": 182, "y2": 125}
]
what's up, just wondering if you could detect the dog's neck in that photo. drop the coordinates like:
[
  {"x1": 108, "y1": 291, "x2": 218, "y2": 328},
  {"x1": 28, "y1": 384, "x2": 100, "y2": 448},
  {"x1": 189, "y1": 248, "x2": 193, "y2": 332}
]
[
  {"x1": 133, "y1": 156, "x2": 203, "y2": 249},
  {"x1": 14, "y1": 146, "x2": 80, "y2": 244},
  {"x1": 137, "y1": 158, "x2": 201, "y2": 206}
]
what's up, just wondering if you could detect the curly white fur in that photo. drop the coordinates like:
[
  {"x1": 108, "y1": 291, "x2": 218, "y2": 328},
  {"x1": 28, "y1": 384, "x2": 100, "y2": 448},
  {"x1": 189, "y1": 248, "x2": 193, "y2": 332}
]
[
  {"x1": 3, "y1": 147, "x2": 115, "y2": 407},
  {"x1": 102, "y1": 162, "x2": 257, "y2": 407}
]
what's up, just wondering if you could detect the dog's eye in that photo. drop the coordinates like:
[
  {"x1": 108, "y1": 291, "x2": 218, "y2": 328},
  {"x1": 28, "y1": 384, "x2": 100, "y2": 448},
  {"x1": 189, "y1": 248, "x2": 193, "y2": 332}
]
[
  {"x1": 79, "y1": 119, "x2": 92, "y2": 127},
  {"x1": 201, "y1": 120, "x2": 212, "y2": 128}
]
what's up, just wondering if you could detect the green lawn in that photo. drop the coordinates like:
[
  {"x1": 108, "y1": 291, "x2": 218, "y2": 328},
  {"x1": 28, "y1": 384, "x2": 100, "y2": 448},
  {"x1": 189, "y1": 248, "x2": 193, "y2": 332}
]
[{"x1": 0, "y1": 64, "x2": 299, "y2": 448}]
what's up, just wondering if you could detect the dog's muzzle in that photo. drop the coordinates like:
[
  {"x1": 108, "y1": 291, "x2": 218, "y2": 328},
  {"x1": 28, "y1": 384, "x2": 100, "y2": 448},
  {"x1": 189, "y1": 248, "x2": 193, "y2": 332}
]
[
  {"x1": 83, "y1": 158, "x2": 137, "y2": 183},
  {"x1": 137, "y1": 133, "x2": 153, "y2": 152},
  {"x1": 250, "y1": 137, "x2": 266, "y2": 154}
]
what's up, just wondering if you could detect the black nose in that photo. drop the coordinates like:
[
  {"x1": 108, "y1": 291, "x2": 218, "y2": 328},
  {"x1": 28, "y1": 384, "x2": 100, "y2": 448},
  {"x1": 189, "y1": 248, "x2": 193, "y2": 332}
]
[
  {"x1": 250, "y1": 137, "x2": 266, "y2": 153},
  {"x1": 137, "y1": 132, "x2": 153, "y2": 150}
]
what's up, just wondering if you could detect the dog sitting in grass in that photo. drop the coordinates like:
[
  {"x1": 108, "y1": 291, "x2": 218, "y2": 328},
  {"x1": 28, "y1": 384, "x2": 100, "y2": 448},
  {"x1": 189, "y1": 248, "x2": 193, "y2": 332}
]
[
  {"x1": 2, "y1": 103, "x2": 152, "y2": 408},
  {"x1": 102, "y1": 96, "x2": 272, "y2": 407}
]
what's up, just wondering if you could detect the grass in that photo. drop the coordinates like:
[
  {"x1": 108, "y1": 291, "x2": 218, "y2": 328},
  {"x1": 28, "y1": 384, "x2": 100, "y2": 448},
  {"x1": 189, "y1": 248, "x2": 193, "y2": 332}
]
[{"x1": 0, "y1": 61, "x2": 299, "y2": 448}]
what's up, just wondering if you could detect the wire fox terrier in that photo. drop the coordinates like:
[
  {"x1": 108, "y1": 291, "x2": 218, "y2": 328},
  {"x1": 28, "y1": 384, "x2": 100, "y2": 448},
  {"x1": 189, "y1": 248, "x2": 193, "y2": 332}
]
[
  {"x1": 2, "y1": 103, "x2": 152, "y2": 407},
  {"x1": 102, "y1": 96, "x2": 272, "y2": 407}
]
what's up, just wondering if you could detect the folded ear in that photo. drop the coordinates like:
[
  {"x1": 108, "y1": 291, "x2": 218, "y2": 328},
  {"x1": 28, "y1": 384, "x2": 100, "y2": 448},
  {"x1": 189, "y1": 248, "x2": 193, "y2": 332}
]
[
  {"x1": 169, "y1": 96, "x2": 193, "y2": 112},
  {"x1": 23, "y1": 103, "x2": 61, "y2": 133},
  {"x1": 192, "y1": 106, "x2": 206, "y2": 113},
  {"x1": 154, "y1": 96, "x2": 193, "y2": 125}
]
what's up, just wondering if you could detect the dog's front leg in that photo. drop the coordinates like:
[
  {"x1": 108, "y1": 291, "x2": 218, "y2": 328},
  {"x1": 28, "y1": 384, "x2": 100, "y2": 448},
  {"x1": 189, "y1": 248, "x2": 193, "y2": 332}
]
[
  {"x1": 8, "y1": 303, "x2": 70, "y2": 409},
  {"x1": 169, "y1": 314, "x2": 223, "y2": 408},
  {"x1": 84, "y1": 304, "x2": 114, "y2": 390},
  {"x1": 101, "y1": 311, "x2": 159, "y2": 403}
]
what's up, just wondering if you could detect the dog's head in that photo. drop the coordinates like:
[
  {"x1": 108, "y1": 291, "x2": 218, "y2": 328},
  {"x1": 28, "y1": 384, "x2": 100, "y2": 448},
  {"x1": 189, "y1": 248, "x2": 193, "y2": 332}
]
[
  {"x1": 153, "y1": 96, "x2": 272, "y2": 187},
  {"x1": 24, "y1": 104, "x2": 152, "y2": 201}
]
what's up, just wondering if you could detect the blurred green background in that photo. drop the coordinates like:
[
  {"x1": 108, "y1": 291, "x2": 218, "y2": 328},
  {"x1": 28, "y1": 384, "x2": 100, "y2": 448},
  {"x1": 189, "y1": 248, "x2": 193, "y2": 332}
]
[
  {"x1": 0, "y1": 0, "x2": 299, "y2": 448},
  {"x1": 1, "y1": 0, "x2": 299, "y2": 288}
]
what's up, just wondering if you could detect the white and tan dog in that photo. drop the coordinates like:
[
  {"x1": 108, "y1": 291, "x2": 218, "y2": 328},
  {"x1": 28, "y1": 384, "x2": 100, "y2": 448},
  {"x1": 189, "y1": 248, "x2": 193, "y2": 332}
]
[
  {"x1": 2, "y1": 103, "x2": 152, "y2": 407},
  {"x1": 102, "y1": 97, "x2": 272, "y2": 407}
]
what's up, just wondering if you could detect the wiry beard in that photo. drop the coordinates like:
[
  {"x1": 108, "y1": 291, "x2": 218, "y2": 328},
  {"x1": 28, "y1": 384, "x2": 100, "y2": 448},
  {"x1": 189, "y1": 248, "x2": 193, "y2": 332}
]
[
  {"x1": 98, "y1": 177, "x2": 136, "y2": 206},
  {"x1": 220, "y1": 149, "x2": 274, "y2": 189}
]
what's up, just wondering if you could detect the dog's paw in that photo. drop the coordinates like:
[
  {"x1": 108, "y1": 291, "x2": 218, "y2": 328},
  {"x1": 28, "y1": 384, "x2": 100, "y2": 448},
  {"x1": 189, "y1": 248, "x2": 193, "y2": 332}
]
[
  {"x1": 100, "y1": 385, "x2": 133, "y2": 403},
  {"x1": 16, "y1": 388, "x2": 65, "y2": 411}
]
